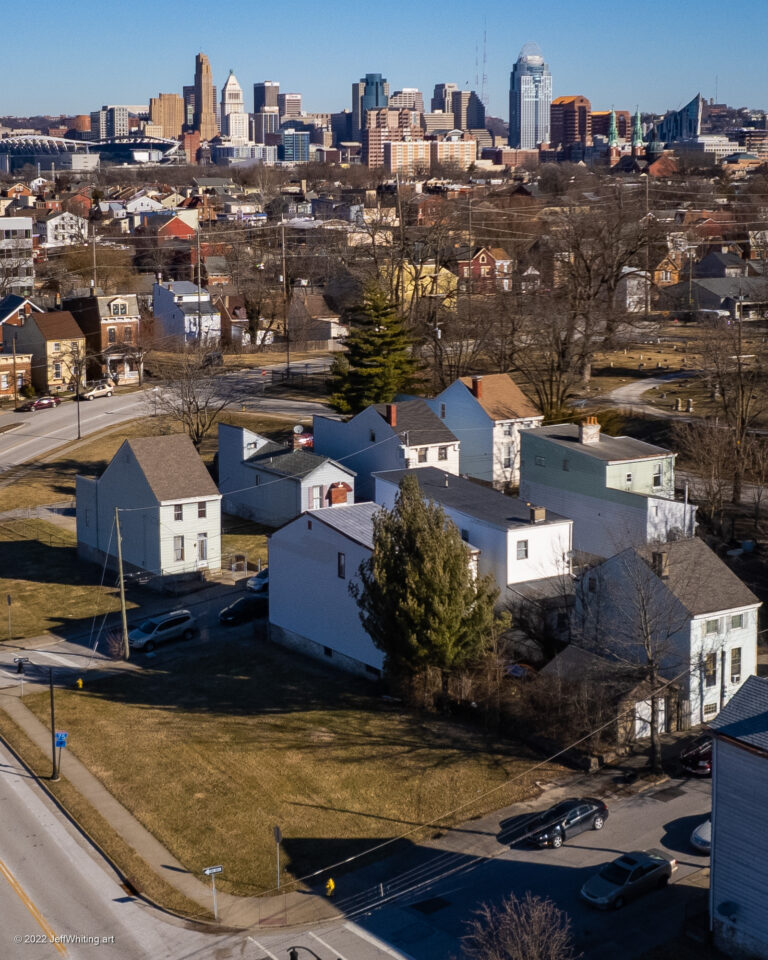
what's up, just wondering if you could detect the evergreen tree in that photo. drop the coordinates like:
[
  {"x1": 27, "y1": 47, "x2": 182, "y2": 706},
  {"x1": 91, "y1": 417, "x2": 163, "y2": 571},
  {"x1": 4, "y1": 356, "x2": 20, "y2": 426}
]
[
  {"x1": 351, "y1": 474, "x2": 499, "y2": 679},
  {"x1": 330, "y1": 287, "x2": 419, "y2": 414}
]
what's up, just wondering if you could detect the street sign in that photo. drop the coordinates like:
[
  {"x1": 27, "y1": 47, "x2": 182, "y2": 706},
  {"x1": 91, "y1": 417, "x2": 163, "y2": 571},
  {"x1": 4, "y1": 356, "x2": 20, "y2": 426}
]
[
  {"x1": 7, "y1": 594, "x2": 11, "y2": 606},
  {"x1": 273, "y1": 826, "x2": 282, "y2": 844},
  {"x1": 55, "y1": 731, "x2": 68, "y2": 749},
  {"x1": 203, "y1": 865, "x2": 222, "y2": 876}
]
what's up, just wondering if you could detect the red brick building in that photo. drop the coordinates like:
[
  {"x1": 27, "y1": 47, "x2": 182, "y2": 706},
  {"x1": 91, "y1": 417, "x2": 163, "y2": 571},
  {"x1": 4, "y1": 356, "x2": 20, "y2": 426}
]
[
  {"x1": 0, "y1": 350, "x2": 32, "y2": 400},
  {"x1": 63, "y1": 293, "x2": 143, "y2": 383},
  {"x1": 457, "y1": 246, "x2": 514, "y2": 294},
  {"x1": 591, "y1": 110, "x2": 631, "y2": 140}
]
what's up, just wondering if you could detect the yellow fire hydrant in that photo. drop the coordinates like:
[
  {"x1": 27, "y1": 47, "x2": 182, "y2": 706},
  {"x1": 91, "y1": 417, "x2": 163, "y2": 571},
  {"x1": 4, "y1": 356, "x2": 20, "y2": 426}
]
[
  {"x1": 75, "y1": 678, "x2": 83, "y2": 690},
  {"x1": 325, "y1": 877, "x2": 335, "y2": 898}
]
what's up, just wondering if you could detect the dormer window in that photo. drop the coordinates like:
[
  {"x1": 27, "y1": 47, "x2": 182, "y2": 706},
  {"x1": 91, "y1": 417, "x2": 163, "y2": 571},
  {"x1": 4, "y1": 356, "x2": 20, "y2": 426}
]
[{"x1": 111, "y1": 299, "x2": 127, "y2": 316}]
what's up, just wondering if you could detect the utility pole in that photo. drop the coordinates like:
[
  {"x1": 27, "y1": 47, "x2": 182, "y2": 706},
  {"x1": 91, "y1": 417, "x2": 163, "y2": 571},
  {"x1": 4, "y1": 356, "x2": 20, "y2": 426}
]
[
  {"x1": 281, "y1": 223, "x2": 290, "y2": 375},
  {"x1": 11, "y1": 337, "x2": 17, "y2": 405},
  {"x1": 49, "y1": 668, "x2": 59, "y2": 781},
  {"x1": 114, "y1": 507, "x2": 130, "y2": 660},
  {"x1": 91, "y1": 224, "x2": 97, "y2": 288},
  {"x1": 196, "y1": 225, "x2": 203, "y2": 341},
  {"x1": 642, "y1": 174, "x2": 650, "y2": 320}
]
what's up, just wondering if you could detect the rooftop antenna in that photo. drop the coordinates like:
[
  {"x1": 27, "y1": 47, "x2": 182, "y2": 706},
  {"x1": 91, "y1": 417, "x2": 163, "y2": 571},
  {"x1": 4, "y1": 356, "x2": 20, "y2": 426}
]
[
  {"x1": 715, "y1": 74, "x2": 718, "y2": 103},
  {"x1": 480, "y1": 24, "x2": 488, "y2": 107}
]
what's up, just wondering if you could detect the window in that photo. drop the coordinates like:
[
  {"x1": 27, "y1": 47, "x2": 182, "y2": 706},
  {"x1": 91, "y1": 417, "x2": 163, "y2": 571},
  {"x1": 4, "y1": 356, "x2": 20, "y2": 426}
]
[
  {"x1": 369, "y1": 429, "x2": 376, "y2": 442},
  {"x1": 731, "y1": 647, "x2": 742, "y2": 683},
  {"x1": 0, "y1": 374, "x2": 7, "y2": 390},
  {"x1": 504, "y1": 423, "x2": 514, "y2": 436},
  {"x1": 517, "y1": 540, "x2": 529, "y2": 560},
  {"x1": 107, "y1": 327, "x2": 116, "y2": 344},
  {"x1": 417, "y1": 447, "x2": 428, "y2": 463},
  {"x1": 53, "y1": 341, "x2": 61, "y2": 352},
  {"x1": 112, "y1": 302, "x2": 121, "y2": 316},
  {"x1": 196, "y1": 532, "x2": 207, "y2": 562},
  {"x1": 197, "y1": 501, "x2": 206, "y2": 519},
  {"x1": 307, "y1": 519, "x2": 312, "y2": 530},
  {"x1": 174, "y1": 504, "x2": 183, "y2": 521},
  {"x1": 311, "y1": 485, "x2": 322, "y2": 509},
  {"x1": 323, "y1": 646, "x2": 333, "y2": 658},
  {"x1": 120, "y1": 302, "x2": 127, "y2": 315},
  {"x1": 173, "y1": 535, "x2": 185, "y2": 562},
  {"x1": 438, "y1": 446, "x2": 448, "y2": 461},
  {"x1": 562, "y1": 459, "x2": 569, "y2": 472},
  {"x1": 703, "y1": 703, "x2": 718, "y2": 719},
  {"x1": 730, "y1": 613, "x2": 744, "y2": 630},
  {"x1": 460, "y1": 528, "x2": 469, "y2": 542},
  {"x1": 337, "y1": 552, "x2": 346, "y2": 579},
  {"x1": 704, "y1": 653, "x2": 717, "y2": 688},
  {"x1": 123, "y1": 326, "x2": 133, "y2": 342},
  {"x1": 535, "y1": 456, "x2": 546, "y2": 467},
  {"x1": 653, "y1": 464, "x2": 663, "y2": 488},
  {"x1": 440, "y1": 402, "x2": 446, "y2": 419},
  {"x1": 625, "y1": 472, "x2": 633, "y2": 484},
  {"x1": 705, "y1": 619, "x2": 719, "y2": 636},
  {"x1": 503, "y1": 444, "x2": 512, "y2": 469},
  {"x1": 53, "y1": 362, "x2": 62, "y2": 380}
]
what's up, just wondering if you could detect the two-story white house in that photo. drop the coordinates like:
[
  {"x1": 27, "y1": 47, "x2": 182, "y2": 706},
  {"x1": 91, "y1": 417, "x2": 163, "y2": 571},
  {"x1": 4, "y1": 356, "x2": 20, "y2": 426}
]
[
  {"x1": 709, "y1": 676, "x2": 768, "y2": 960},
  {"x1": 76, "y1": 434, "x2": 222, "y2": 579},
  {"x1": 520, "y1": 417, "x2": 696, "y2": 558},
  {"x1": 217, "y1": 424, "x2": 355, "y2": 528},
  {"x1": 152, "y1": 280, "x2": 222, "y2": 343},
  {"x1": 576, "y1": 538, "x2": 760, "y2": 728},
  {"x1": 373, "y1": 467, "x2": 573, "y2": 603},
  {"x1": 39, "y1": 211, "x2": 88, "y2": 249},
  {"x1": 313, "y1": 400, "x2": 459, "y2": 501},
  {"x1": 0, "y1": 216, "x2": 34, "y2": 295},
  {"x1": 268, "y1": 502, "x2": 384, "y2": 676},
  {"x1": 426, "y1": 374, "x2": 543, "y2": 487}
]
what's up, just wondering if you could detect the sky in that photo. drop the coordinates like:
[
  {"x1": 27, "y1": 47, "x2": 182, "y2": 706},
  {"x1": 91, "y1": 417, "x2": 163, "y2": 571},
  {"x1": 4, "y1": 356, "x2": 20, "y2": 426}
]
[{"x1": 3, "y1": 0, "x2": 767, "y2": 120}]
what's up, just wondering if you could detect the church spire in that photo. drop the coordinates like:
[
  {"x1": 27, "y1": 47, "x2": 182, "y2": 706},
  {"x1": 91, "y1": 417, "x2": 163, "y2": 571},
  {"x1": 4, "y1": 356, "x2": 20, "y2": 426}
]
[
  {"x1": 608, "y1": 109, "x2": 619, "y2": 148},
  {"x1": 632, "y1": 107, "x2": 643, "y2": 148}
]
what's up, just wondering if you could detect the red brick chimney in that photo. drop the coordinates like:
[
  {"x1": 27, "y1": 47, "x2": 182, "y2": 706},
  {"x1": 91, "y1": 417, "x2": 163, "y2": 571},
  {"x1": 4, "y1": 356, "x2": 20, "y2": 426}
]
[
  {"x1": 386, "y1": 403, "x2": 397, "y2": 427},
  {"x1": 328, "y1": 481, "x2": 352, "y2": 506},
  {"x1": 471, "y1": 376, "x2": 483, "y2": 399}
]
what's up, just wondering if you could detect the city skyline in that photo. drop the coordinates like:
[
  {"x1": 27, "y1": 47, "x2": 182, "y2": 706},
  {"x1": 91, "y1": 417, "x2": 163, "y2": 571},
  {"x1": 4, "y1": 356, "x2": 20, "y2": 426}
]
[{"x1": 2, "y1": 0, "x2": 767, "y2": 120}]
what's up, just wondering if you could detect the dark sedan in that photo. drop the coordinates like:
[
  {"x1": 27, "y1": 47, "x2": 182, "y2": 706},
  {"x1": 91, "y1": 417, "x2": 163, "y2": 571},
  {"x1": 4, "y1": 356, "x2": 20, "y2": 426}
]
[
  {"x1": 581, "y1": 849, "x2": 677, "y2": 909},
  {"x1": 525, "y1": 797, "x2": 609, "y2": 848},
  {"x1": 219, "y1": 594, "x2": 268, "y2": 625},
  {"x1": 16, "y1": 395, "x2": 62, "y2": 412},
  {"x1": 680, "y1": 736, "x2": 712, "y2": 776}
]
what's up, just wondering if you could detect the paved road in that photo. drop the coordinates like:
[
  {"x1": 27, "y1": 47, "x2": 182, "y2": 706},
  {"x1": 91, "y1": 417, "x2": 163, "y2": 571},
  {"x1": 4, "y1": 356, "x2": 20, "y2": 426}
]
[{"x1": 598, "y1": 370, "x2": 695, "y2": 416}]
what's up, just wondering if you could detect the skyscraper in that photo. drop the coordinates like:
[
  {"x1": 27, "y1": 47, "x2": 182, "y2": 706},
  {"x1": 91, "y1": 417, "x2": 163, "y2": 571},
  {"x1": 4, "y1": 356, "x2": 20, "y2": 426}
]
[
  {"x1": 352, "y1": 73, "x2": 389, "y2": 138},
  {"x1": 508, "y1": 43, "x2": 552, "y2": 149},
  {"x1": 431, "y1": 83, "x2": 458, "y2": 113},
  {"x1": 253, "y1": 81, "x2": 280, "y2": 114},
  {"x1": 193, "y1": 53, "x2": 218, "y2": 141},
  {"x1": 220, "y1": 71, "x2": 248, "y2": 139},
  {"x1": 451, "y1": 90, "x2": 485, "y2": 131},
  {"x1": 149, "y1": 93, "x2": 185, "y2": 140},
  {"x1": 278, "y1": 93, "x2": 302, "y2": 122}
]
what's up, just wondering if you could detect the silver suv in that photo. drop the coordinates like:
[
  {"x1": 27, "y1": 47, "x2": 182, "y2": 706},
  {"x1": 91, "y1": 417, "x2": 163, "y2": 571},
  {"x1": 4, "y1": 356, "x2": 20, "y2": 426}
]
[
  {"x1": 80, "y1": 380, "x2": 113, "y2": 400},
  {"x1": 128, "y1": 609, "x2": 196, "y2": 652}
]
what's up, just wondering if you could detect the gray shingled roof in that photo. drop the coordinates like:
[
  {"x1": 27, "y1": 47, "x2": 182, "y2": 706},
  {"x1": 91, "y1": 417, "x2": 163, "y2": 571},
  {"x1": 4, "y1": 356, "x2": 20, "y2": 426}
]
[
  {"x1": 123, "y1": 434, "x2": 220, "y2": 502},
  {"x1": 632, "y1": 538, "x2": 760, "y2": 617},
  {"x1": 372, "y1": 399, "x2": 457, "y2": 446},
  {"x1": 530, "y1": 423, "x2": 672, "y2": 463},
  {"x1": 374, "y1": 467, "x2": 568, "y2": 528},
  {"x1": 709, "y1": 675, "x2": 768, "y2": 753},
  {"x1": 246, "y1": 442, "x2": 354, "y2": 480},
  {"x1": 309, "y1": 502, "x2": 381, "y2": 549}
]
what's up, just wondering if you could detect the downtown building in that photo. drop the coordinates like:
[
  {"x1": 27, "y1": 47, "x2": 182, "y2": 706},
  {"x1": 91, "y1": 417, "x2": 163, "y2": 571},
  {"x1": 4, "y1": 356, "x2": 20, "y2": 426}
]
[
  {"x1": 508, "y1": 43, "x2": 552, "y2": 149},
  {"x1": 193, "y1": 53, "x2": 219, "y2": 141}
]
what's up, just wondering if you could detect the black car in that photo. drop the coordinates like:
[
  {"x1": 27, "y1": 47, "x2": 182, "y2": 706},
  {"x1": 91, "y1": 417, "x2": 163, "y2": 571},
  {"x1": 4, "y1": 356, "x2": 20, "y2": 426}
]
[
  {"x1": 679, "y1": 736, "x2": 712, "y2": 776},
  {"x1": 219, "y1": 594, "x2": 268, "y2": 625},
  {"x1": 526, "y1": 797, "x2": 609, "y2": 848}
]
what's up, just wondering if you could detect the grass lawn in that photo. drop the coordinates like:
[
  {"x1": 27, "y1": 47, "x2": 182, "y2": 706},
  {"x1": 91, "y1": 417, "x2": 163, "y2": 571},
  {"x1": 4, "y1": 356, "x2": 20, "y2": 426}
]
[
  {"x1": 221, "y1": 514, "x2": 270, "y2": 569},
  {"x1": 0, "y1": 519, "x2": 130, "y2": 640},
  {"x1": 23, "y1": 640, "x2": 566, "y2": 897}
]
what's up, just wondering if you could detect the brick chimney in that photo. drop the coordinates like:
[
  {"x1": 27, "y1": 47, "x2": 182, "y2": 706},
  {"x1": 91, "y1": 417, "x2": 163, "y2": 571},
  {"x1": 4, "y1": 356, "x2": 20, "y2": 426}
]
[
  {"x1": 327, "y1": 481, "x2": 352, "y2": 506},
  {"x1": 386, "y1": 403, "x2": 397, "y2": 427},
  {"x1": 578, "y1": 416, "x2": 601, "y2": 445},
  {"x1": 471, "y1": 375, "x2": 483, "y2": 399},
  {"x1": 529, "y1": 504, "x2": 546, "y2": 524},
  {"x1": 651, "y1": 550, "x2": 670, "y2": 579}
]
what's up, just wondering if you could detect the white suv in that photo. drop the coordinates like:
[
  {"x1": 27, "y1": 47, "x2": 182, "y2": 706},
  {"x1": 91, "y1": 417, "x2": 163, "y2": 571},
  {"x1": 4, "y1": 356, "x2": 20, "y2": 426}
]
[
  {"x1": 128, "y1": 610, "x2": 197, "y2": 652},
  {"x1": 80, "y1": 380, "x2": 113, "y2": 400}
]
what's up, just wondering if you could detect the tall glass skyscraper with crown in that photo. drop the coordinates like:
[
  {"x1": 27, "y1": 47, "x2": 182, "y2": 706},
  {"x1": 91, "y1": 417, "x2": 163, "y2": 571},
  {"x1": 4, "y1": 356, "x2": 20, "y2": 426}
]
[{"x1": 508, "y1": 43, "x2": 552, "y2": 149}]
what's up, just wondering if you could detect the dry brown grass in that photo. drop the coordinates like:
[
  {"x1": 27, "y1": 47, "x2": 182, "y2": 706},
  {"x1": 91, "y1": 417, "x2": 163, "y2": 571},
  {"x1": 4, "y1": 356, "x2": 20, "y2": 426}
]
[
  {"x1": 23, "y1": 640, "x2": 566, "y2": 896},
  {"x1": 0, "y1": 708, "x2": 212, "y2": 919}
]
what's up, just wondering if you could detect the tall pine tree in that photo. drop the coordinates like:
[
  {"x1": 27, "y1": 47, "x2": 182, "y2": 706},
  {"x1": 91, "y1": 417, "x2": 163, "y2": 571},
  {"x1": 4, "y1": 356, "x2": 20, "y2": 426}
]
[
  {"x1": 351, "y1": 474, "x2": 499, "y2": 680},
  {"x1": 330, "y1": 287, "x2": 419, "y2": 414}
]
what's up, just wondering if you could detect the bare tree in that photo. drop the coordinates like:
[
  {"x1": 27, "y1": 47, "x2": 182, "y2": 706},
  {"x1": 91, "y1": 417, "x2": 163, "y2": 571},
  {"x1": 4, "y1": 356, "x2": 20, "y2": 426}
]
[
  {"x1": 672, "y1": 419, "x2": 735, "y2": 534},
  {"x1": 743, "y1": 434, "x2": 768, "y2": 529},
  {"x1": 463, "y1": 892, "x2": 579, "y2": 960}
]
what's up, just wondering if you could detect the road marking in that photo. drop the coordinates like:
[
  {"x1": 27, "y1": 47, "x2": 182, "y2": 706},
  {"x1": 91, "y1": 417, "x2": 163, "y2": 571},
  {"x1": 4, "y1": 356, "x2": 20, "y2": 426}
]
[
  {"x1": 0, "y1": 854, "x2": 67, "y2": 956},
  {"x1": 29, "y1": 651, "x2": 73, "y2": 667},
  {"x1": 247, "y1": 936, "x2": 279, "y2": 959},
  {"x1": 309, "y1": 930, "x2": 351, "y2": 960},
  {"x1": 343, "y1": 923, "x2": 415, "y2": 959}
]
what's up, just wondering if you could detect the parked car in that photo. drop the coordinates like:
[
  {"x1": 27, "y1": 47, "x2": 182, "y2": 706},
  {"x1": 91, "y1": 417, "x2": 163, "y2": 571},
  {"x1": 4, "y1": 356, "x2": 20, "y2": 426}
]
[
  {"x1": 16, "y1": 395, "x2": 61, "y2": 412},
  {"x1": 219, "y1": 595, "x2": 268, "y2": 625},
  {"x1": 680, "y1": 736, "x2": 712, "y2": 776},
  {"x1": 246, "y1": 568, "x2": 269, "y2": 595},
  {"x1": 690, "y1": 818, "x2": 711, "y2": 855},
  {"x1": 580, "y1": 849, "x2": 677, "y2": 909},
  {"x1": 525, "y1": 798, "x2": 609, "y2": 849},
  {"x1": 128, "y1": 610, "x2": 196, "y2": 652},
  {"x1": 78, "y1": 380, "x2": 113, "y2": 400}
]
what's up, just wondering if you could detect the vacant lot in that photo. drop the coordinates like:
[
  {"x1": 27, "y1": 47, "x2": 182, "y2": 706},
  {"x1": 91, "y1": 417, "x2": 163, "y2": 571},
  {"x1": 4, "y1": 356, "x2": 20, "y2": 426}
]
[{"x1": 24, "y1": 639, "x2": 566, "y2": 896}]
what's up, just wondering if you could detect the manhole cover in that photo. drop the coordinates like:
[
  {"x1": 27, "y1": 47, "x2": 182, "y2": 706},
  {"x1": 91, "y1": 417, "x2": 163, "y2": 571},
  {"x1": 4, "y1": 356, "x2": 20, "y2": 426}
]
[
  {"x1": 411, "y1": 896, "x2": 450, "y2": 915},
  {"x1": 651, "y1": 784, "x2": 685, "y2": 802}
]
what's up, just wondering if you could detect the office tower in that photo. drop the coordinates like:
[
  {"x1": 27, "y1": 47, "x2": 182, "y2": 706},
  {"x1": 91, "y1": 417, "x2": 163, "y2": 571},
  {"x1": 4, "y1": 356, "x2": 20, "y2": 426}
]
[
  {"x1": 431, "y1": 83, "x2": 458, "y2": 113},
  {"x1": 508, "y1": 43, "x2": 552, "y2": 149},
  {"x1": 389, "y1": 88, "x2": 425, "y2": 113},
  {"x1": 278, "y1": 93, "x2": 302, "y2": 122},
  {"x1": 220, "y1": 71, "x2": 246, "y2": 136},
  {"x1": 352, "y1": 73, "x2": 389, "y2": 137},
  {"x1": 252, "y1": 107, "x2": 280, "y2": 143},
  {"x1": 331, "y1": 110, "x2": 353, "y2": 145},
  {"x1": 253, "y1": 81, "x2": 280, "y2": 114},
  {"x1": 591, "y1": 110, "x2": 630, "y2": 140},
  {"x1": 149, "y1": 93, "x2": 185, "y2": 140},
  {"x1": 550, "y1": 95, "x2": 592, "y2": 148},
  {"x1": 279, "y1": 129, "x2": 310, "y2": 163},
  {"x1": 193, "y1": 52, "x2": 218, "y2": 141},
  {"x1": 451, "y1": 90, "x2": 485, "y2": 131},
  {"x1": 90, "y1": 105, "x2": 129, "y2": 139},
  {"x1": 183, "y1": 86, "x2": 195, "y2": 127}
]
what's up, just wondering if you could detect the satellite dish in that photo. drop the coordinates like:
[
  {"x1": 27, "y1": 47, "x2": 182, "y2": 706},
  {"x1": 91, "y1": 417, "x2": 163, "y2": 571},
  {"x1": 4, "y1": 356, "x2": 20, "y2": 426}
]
[{"x1": 293, "y1": 425, "x2": 304, "y2": 435}]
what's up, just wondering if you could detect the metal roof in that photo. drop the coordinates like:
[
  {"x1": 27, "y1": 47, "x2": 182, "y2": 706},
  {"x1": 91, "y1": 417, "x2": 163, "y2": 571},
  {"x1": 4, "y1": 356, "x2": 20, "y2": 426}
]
[
  {"x1": 709, "y1": 676, "x2": 768, "y2": 753},
  {"x1": 528, "y1": 423, "x2": 673, "y2": 463},
  {"x1": 308, "y1": 502, "x2": 381, "y2": 549}
]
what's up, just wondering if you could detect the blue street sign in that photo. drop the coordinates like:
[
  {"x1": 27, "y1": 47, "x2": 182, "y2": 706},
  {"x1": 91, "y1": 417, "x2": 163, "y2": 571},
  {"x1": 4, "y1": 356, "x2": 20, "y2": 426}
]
[{"x1": 55, "y1": 731, "x2": 68, "y2": 749}]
